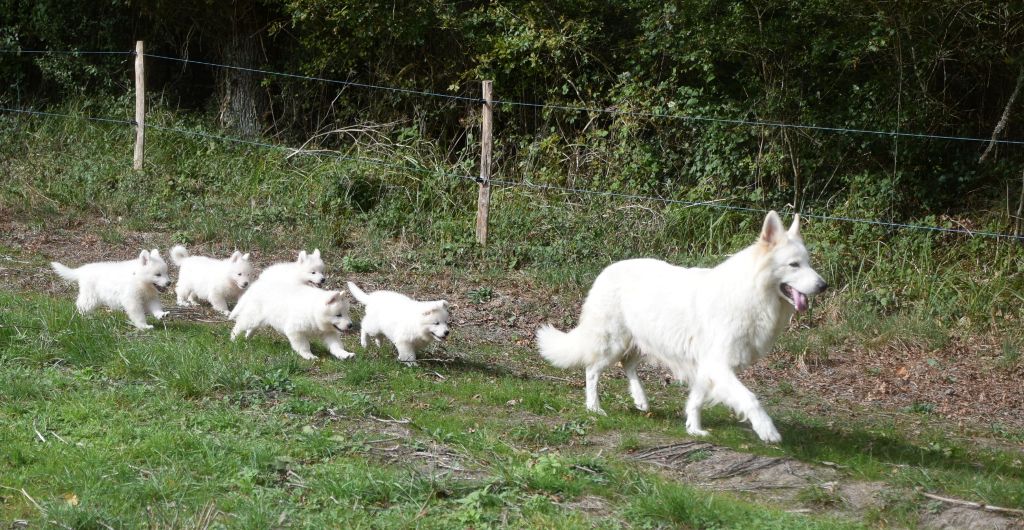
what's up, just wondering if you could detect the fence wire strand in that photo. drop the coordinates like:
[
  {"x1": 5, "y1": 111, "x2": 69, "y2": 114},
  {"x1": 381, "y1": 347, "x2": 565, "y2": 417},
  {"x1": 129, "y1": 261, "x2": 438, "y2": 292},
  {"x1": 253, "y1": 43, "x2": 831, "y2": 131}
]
[{"x1": 2, "y1": 89, "x2": 1024, "y2": 243}]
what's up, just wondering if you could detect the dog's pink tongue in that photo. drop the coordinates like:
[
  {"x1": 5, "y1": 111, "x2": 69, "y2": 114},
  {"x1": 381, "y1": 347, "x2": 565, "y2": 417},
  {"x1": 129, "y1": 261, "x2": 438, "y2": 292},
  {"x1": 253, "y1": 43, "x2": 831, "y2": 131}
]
[{"x1": 794, "y1": 291, "x2": 809, "y2": 312}]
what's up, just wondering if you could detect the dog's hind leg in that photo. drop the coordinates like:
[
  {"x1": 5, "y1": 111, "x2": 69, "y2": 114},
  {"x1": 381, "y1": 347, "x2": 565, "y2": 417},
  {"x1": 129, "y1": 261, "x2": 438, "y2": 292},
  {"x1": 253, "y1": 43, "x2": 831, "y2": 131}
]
[
  {"x1": 585, "y1": 357, "x2": 614, "y2": 415},
  {"x1": 685, "y1": 380, "x2": 710, "y2": 437},
  {"x1": 622, "y1": 351, "x2": 648, "y2": 412},
  {"x1": 706, "y1": 366, "x2": 781, "y2": 443}
]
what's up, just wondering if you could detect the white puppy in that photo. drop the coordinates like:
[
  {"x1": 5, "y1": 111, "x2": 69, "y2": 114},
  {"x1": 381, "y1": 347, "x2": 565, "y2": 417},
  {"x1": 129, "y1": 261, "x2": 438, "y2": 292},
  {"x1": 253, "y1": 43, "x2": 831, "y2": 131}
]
[
  {"x1": 256, "y1": 249, "x2": 325, "y2": 287},
  {"x1": 347, "y1": 282, "x2": 450, "y2": 365},
  {"x1": 537, "y1": 211, "x2": 827, "y2": 443},
  {"x1": 51, "y1": 249, "x2": 172, "y2": 330},
  {"x1": 170, "y1": 245, "x2": 253, "y2": 315},
  {"x1": 229, "y1": 285, "x2": 354, "y2": 361}
]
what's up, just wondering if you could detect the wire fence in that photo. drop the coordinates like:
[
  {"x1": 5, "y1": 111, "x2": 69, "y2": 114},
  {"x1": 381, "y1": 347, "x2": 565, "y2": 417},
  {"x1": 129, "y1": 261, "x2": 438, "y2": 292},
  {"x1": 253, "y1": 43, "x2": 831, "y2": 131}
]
[{"x1": 2, "y1": 48, "x2": 1024, "y2": 242}]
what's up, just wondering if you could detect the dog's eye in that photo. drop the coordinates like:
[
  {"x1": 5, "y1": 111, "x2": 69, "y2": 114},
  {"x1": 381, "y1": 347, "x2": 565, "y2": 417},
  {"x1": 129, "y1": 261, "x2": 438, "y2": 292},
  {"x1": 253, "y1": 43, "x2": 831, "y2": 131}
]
[{"x1": 788, "y1": 262, "x2": 799, "y2": 268}]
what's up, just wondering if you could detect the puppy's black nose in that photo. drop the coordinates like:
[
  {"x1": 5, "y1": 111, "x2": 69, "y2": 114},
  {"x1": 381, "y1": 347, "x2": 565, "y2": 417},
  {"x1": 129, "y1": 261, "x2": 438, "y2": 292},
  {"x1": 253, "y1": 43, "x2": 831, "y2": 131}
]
[
  {"x1": 241, "y1": 281, "x2": 249, "y2": 288},
  {"x1": 345, "y1": 322, "x2": 353, "y2": 330},
  {"x1": 441, "y1": 330, "x2": 449, "y2": 338},
  {"x1": 818, "y1": 280, "x2": 829, "y2": 293}
]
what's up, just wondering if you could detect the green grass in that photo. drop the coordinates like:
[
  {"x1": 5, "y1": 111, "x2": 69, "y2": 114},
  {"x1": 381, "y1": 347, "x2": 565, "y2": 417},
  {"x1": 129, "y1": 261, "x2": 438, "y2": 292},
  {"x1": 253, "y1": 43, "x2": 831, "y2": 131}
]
[
  {"x1": 2, "y1": 290, "x2": 1023, "y2": 527},
  {"x1": 3, "y1": 104, "x2": 1024, "y2": 526}
]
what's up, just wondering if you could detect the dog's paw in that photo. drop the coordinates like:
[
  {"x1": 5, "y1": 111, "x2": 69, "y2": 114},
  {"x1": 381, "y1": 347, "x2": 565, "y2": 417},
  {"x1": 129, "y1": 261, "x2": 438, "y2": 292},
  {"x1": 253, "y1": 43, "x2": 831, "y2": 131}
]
[
  {"x1": 296, "y1": 351, "x2": 317, "y2": 361},
  {"x1": 755, "y1": 426, "x2": 782, "y2": 444},
  {"x1": 686, "y1": 426, "x2": 710, "y2": 437},
  {"x1": 634, "y1": 401, "x2": 649, "y2": 412},
  {"x1": 135, "y1": 323, "x2": 154, "y2": 331},
  {"x1": 331, "y1": 349, "x2": 355, "y2": 360},
  {"x1": 586, "y1": 405, "x2": 607, "y2": 416},
  {"x1": 153, "y1": 311, "x2": 169, "y2": 320}
]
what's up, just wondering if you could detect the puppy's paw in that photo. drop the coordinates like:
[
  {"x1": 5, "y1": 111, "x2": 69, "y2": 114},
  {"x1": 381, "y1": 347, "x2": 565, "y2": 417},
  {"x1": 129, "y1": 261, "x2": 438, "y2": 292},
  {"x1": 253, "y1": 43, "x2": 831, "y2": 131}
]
[
  {"x1": 331, "y1": 349, "x2": 355, "y2": 360},
  {"x1": 296, "y1": 351, "x2": 317, "y2": 361},
  {"x1": 586, "y1": 404, "x2": 607, "y2": 416},
  {"x1": 153, "y1": 311, "x2": 169, "y2": 320},
  {"x1": 135, "y1": 323, "x2": 154, "y2": 331}
]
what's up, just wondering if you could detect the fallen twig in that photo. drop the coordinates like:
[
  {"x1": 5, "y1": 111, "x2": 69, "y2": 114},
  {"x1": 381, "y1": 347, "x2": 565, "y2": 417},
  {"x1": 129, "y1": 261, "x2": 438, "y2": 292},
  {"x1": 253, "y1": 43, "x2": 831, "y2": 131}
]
[{"x1": 921, "y1": 492, "x2": 1024, "y2": 516}]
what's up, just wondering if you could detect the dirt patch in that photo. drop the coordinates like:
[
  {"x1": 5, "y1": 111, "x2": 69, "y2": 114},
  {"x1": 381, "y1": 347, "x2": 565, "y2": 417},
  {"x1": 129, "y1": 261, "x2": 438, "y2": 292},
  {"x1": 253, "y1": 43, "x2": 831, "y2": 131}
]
[{"x1": 627, "y1": 441, "x2": 1021, "y2": 529}]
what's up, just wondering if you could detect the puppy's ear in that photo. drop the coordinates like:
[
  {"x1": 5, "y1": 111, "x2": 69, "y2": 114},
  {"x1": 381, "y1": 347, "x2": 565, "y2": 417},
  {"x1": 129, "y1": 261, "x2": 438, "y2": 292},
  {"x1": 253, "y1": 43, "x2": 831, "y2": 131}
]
[
  {"x1": 139, "y1": 249, "x2": 150, "y2": 265},
  {"x1": 297, "y1": 250, "x2": 307, "y2": 263},
  {"x1": 760, "y1": 211, "x2": 785, "y2": 246},
  {"x1": 151, "y1": 248, "x2": 161, "y2": 258},
  {"x1": 787, "y1": 214, "x2": 802, "y2": 240},
  {"x1": 325, "y1": 291, "x2": 342, "y2": 305},
  {"x1": 438, "y1": 300, "x2": 449, "y2": 311},
  {"x1": 230, "y1": 251, "x2": 242, "y2": 262},
  {"x1": 312, "y1": 249, "x2": 321, "y2": 259},
  {"x1": 241, "y1": 253, "x2": 251, "y2": 261}
]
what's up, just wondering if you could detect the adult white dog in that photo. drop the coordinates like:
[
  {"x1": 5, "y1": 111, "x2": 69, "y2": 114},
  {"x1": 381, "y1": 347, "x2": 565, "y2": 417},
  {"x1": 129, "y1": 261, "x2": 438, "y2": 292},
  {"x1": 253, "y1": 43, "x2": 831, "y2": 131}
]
[
  {"x1": 347, "y1": 282, "x2": 449, "y2": 366},
  {"x1": 537, "y1": 211, "x2": 827, "y2": 443},
  {"x1": 51, "y1": 249, "x2": 172, "y2": 330},
  {"x1": 170, "y1": 245, "x2": 253, "y2": 315}
]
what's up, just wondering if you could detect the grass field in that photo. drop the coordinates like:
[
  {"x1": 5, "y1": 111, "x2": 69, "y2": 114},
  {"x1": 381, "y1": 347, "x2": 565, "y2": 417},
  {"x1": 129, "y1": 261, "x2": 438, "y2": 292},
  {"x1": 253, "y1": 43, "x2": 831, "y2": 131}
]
[{"x1": 2, "y1": 110, "x2": 1023, "y2": 528}]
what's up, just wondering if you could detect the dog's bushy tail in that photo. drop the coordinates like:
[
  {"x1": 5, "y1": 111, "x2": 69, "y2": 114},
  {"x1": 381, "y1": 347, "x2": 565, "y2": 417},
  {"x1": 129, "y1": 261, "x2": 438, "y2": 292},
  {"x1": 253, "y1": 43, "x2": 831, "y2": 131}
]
[
  {"x1": 170, "y1": 244, "x2": 189, "y2": 266},
  {"x1": 536, "y1": 324, "x2": 595, "y2": 369},
  {"x1": 50, "y1": 262, "x2": 79, "y2": 283},
  {"x1": 346, "y1": 281, "x2": 370, "y2": 305}
]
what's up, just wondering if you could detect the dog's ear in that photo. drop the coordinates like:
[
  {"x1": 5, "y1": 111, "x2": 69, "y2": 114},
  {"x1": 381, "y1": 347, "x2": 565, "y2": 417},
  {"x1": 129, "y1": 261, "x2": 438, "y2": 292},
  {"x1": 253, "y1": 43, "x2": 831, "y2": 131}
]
[
  {"x1": 325, "y1": 291, "x2": 342, "y2": 305},
  {"x1": 230, "y1": 251, "x2": 242, "y2": 262},
  {"x1": 297, "y1": 250, "x2": 308, "y2": 263},
  {"x1": 151, "y1": 248, "x2": 161, "y2": 258},
  {"x1": 138, "y1": 249, "x2": 150, "y2": 265},
  {"x1": 241, "y1": 253, "x2": 251, "y2": 261},
  {"x1": 438, "y1": 300, "x2": 449, "y2": 311},
  {"x1": 312, "y1": 249, "x2": 321, "y2": 259},
  {"x1": 760, "y1": 211, "x2": 785, "y2": 246},
  {"x1": 787, "y1": 214, "x2": 802, "y2": 240}
]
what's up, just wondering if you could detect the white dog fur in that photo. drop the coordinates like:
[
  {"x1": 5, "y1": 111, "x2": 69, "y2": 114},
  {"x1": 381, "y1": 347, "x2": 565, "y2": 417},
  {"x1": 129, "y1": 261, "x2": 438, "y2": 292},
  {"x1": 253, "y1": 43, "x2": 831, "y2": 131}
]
[
  {"x1": 255, "y1": 249, "x2": 325, "y2": 287},
  {"x1": 347, "y1": 282, "x2": 450, "y2": 365},
  {"x1": 536, "y1": 211, "x2": 827, "y2": 443},
  {"x1": 170, "y1": 245, "x2": 253, "y2": 315},
  {"x1": 229, "y1": 284, "x2": 354, "y2": 361},
  {"x1": 51, "y1": 249, "x2": 172, "y2": 330}
]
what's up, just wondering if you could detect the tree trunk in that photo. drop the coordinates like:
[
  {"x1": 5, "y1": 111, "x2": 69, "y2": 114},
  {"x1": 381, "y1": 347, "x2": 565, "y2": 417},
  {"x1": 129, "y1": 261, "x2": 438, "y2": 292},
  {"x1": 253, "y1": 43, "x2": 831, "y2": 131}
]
[{"x1": 217, "y1": 0, "x2": 264, "y2": 137}]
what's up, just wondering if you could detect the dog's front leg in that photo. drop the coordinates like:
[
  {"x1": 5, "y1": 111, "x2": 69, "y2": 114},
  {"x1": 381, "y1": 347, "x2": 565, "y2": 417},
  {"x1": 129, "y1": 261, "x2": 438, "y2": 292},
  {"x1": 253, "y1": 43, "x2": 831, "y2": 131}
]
[
  {"x1": 286, "y1": 332, "x2": 317, "y2": 361},
  {"x1": 395, "y1": 343, "x2": 418, "y2": 366},
  {"x1": 146, "y1": 296, "x2": 168, "y2": 321},
  {"x1": 208, "y1": 292, "x2": 230, "y2": 316},
  {"x1": 124, "y1": 300, "x2": 153, "y2": 330},
  {"x1": 707, "y1": 367, "x2": 781, "y2": 443},
  {"x1": 323, "y1": 333, "x2": 354, "y2": 360}
]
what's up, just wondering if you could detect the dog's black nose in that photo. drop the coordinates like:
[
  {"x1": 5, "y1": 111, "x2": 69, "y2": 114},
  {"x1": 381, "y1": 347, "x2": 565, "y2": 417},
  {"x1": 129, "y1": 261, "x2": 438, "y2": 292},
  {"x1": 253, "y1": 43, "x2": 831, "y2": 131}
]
[
  {"x1": 442, "y1": 330, "x2": 449, "y2": 338},
  {"x1": 241, "y1": 281, "x2": 249, "y2": 288},
  {"x1": 818, "y1": 280, "x2": 828, "y2": 293}
]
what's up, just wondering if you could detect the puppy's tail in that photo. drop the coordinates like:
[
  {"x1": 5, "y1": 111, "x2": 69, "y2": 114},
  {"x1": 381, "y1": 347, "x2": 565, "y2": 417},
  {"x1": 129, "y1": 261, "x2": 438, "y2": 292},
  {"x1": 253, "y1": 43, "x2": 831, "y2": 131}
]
[
  {"x1": 50, "y1": 262, "x2": 79, "y2": 283},
  {"x1": 346, "y1": 281, "x2": 370, "y2": 305},
  {"x1": 170, "y1": 244, "x2": 189, "y2": 266},
  {"x1": 536, "y1": 324, "x2": 595, "y2": 369}
]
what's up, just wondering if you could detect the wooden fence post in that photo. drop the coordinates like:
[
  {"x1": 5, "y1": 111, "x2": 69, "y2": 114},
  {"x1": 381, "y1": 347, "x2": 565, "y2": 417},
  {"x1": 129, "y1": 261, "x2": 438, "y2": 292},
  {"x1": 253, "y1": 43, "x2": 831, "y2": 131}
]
[
  {"x1": 475, "y1": 80, "x2": 493, "y2": 245},
  {"x1": 133, "y1": 40, "x2": 145, "y2": 170}
]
